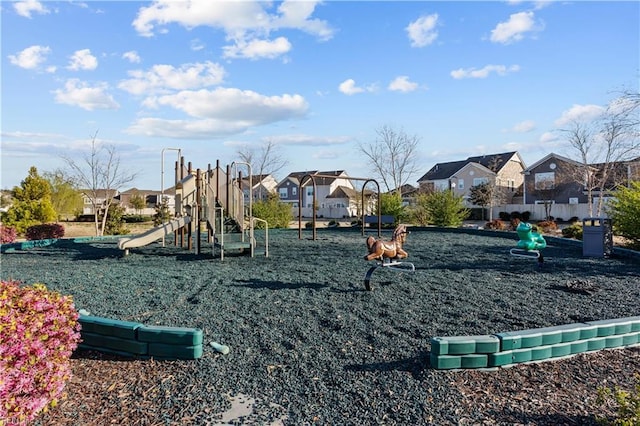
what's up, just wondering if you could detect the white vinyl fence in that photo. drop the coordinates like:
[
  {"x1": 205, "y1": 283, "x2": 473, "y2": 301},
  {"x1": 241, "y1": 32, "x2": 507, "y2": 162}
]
[{"x1": 491, "y1": 203, "x2": 609, "y2": 222}]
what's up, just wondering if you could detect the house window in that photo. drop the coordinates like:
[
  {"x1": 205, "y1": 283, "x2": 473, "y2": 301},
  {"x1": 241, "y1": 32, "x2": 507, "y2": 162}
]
[
  {"x1": 535, "y1": 172, "x2": 555, "y2": 190},
  {"x1": 279, "y1": 188, "x2": 288, "y2": 198},
  {"x1": 472, "y1": 177, "x2": 488, "y2": 186},
  {"x1": 292, "y1": 187, "x2": 297, "y2": 196},
  {"x1": 306, "y1": 187, "x2": 313, "y2": 197},
  {"x1": 458, "y1": 179, "x2": 464, "y2": 190}
]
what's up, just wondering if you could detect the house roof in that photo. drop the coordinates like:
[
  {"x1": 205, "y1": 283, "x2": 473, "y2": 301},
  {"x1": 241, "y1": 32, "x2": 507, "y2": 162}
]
[
  {"x1": 418, "y1": 151, "x2": 520, "y2": 182},
  {"x1": 326, "y1": 185, "x2": 373, "y2": 199},
  {"x1": 280, "y1": 170, "x2": 347, "y2": 186},
  {"x1": 522, "y1": 152, "x2": 584, "y2": 173}
]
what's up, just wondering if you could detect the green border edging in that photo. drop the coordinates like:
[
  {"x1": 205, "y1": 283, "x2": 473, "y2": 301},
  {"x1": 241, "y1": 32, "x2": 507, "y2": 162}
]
[
  {"x1": 430, "y1": 316, "x2": 640, "y2": 370},
  {"x1": 77, "y1": 314, "x2": 203, "y2": 360}
]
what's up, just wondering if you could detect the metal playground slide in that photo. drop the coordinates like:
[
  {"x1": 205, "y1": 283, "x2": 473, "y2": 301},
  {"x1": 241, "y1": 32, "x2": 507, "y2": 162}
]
[{"x1": 118, "y1": 216, "x2": 191, "y2": 254}]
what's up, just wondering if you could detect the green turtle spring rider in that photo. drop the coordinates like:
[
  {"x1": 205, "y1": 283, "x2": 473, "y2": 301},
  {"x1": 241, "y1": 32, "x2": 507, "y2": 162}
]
[{"x1": 511, "y1": 221, "x2": 547, "y2": 266}]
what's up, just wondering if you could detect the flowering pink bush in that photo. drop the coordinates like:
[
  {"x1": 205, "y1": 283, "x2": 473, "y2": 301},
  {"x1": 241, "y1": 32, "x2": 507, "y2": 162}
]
[
  {"x1": 25, "y1": 223, "x2": 65, "y2": 241},
  {"x1": 0, "y1": 280, "x2": 81, "y2": 424},
  {"x1": 0, "y1": 225, "x2": 17, "y2": 244}
]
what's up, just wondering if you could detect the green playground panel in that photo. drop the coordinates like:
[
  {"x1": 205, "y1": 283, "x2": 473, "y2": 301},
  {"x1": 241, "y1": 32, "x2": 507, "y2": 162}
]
[
  {"x1": 137, "y1": 325, "x2": 204, "y2": 345},
  {"x1": 586, "y1": 337, "x2": 607, "y2": 351},
  {"x1": 148, "y1": 342, "x2": 203, "y2": 360},
  {"x1": 81, "y1": 332, "x2": 148, "y2": 355},
  {"x1": 622, "y1": 332, "x2": 639, "y2": 346},
  {"x1": 460, "y1": 354, "x2": 488, "y2": 369},
  {"x1": 79, "y1": 315, "x2": 142, "y2": 340},
  {"x1": 429, "y1": 335, "x2": 500, "y2": 355},
  {"x1": 550, "y1": 342, "x2": 572, "y2": 358}
]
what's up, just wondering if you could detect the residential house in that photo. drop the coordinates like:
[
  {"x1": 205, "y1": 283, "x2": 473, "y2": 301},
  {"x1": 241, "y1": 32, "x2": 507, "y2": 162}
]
[
  {"x1": 523, "y1": 153, "x2": 640, "y2": 205},
  {"x1": 80, "y1": 189, "x2": 119, "y2": 215},
  {"x1": 417, "y1": 151, "x2": 526, "y2": 205},
  {"x1": 241, "y1": 174, "x2": 278, "y2": 204},
  {"x1": 388, "y1": 184, "x2": 420, "y2": 206},
  {"x1": 116, "y1": 187, "x2": 176, "y2": 215},
  {"x1": 276, "y1": 170, "x2": 360, "y2": 218}
]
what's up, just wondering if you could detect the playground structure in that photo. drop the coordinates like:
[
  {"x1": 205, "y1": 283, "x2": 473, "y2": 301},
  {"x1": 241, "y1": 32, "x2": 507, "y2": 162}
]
[
  {"x1": 510, "y1": 221, "x2": 547, "y2": 265},
  {"x1": 119, "y1": 154, "x2": 268, "y2": 259},
  {"x1": 363, "y1": 224, "x2": 415, "y2": 291}
]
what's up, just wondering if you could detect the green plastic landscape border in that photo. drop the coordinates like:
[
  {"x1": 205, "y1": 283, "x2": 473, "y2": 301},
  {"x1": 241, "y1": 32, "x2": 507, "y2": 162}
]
[
  {"x1": 76, "y1": 314, "x2": 204, "y2": 360},
  {"x1": 430, "y1": 317, "x2": 640, "y2": 370},
  {"x1": 0, "y1": 235, "x2": 122, "y2": 253}
]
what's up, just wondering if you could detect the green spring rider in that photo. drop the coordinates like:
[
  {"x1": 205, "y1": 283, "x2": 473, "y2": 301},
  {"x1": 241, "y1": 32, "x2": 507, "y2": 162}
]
[{"x1": 510, "y1": 222, "x2": 547, "y2": 265}]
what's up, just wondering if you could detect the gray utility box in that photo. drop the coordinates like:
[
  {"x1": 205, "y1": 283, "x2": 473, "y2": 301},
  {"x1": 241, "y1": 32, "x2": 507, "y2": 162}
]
[{"x1": 582, "y1": 218, "x2": 613, "y2": 257}]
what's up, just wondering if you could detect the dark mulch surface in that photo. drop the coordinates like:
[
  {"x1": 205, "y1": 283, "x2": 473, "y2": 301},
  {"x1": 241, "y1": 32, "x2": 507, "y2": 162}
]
[{"x1": 2, "y1": 227, "x2": 639, "y2": 425}]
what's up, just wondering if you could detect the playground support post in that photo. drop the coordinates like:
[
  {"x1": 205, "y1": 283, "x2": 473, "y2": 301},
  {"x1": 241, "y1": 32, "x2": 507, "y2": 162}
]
[{"x1": 161, "y1": 148, "x2": 181, "y2": 247}]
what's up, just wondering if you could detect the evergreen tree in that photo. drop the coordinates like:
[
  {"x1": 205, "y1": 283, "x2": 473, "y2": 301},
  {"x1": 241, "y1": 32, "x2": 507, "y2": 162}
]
[
  {"x1": 424, "y1": 189, "x2": 469, "y2": 227},
  {"x1": 1, "y1": 167, "x2": 57, "y2": 234},
  {"x1": 251, "y1": 193, "x2": 292, "y2": 229}
]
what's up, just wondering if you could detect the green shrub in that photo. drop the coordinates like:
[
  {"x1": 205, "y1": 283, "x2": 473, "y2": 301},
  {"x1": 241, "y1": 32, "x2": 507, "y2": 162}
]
[
  {"x1": 251, "y1": 194, "x2": 293, "y2": 229},
  {"x1": 25, "y1": 223, "x2": 65, "y2": 240},
  {"x1": 562, "y1": 223, "x2": 583, "y2": 240},
  {"x1": 123, "y1": 214, "x2": 151, "y2": 223},
  {"x1": 421, "y1": 190, "x2": 469, "y2": 227},
  {"x1": 596, "y1": 373, "x2": 640, "y2": 426},
  {"x1": 521, "y1": 211, "x2": 531, "y2": 222},
  {"x1": 327, "y1": 220, "x2": 339, "y2": 227},
  {"x1": 104, "y1": 203, "x2": 129, "y2": 236},
  {"x1": 498, "y1": 211, "x2": 510, "y2": 221},
  {"x1": 0, "y1": 280, "x2": 81, "y2": 424},
  {"x1": 607, "y1": 181, "x2": 640, "y2": 250}
]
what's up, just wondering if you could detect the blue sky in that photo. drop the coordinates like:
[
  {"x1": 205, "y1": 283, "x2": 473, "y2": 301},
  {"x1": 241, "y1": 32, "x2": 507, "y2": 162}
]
[{"x1": 2, "y1": 0, "x2": 638, "y2": 191}]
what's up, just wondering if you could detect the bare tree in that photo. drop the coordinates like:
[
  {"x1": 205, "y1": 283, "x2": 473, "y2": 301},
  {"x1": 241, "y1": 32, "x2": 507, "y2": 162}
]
[
  {"x1": 558, "y1": 119, "x2": 599, "y2": 216},
  {"x1": 236, "y1": 140, "x2": 288, "y2": 199},
  {"x1": 62, "y1": 132, "x2": 137, "y2": 236},
  {"x1": 560, "y1": 91, "x2": 640, "y2": 216},
  {"x1": 358, "y1": 125, "x2": 421, "y2": 193}
]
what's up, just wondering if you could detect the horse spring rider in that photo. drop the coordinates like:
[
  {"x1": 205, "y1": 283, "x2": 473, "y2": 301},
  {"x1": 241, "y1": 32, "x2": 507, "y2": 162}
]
[{"x1": 364, "y1": 224, "x2": 409, "y2": 262}]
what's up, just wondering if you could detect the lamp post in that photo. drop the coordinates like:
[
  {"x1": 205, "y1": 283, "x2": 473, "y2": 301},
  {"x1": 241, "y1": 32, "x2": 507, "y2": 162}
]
[{"x1": 161, "y1": 148, "x2": 181, "y2": 246}]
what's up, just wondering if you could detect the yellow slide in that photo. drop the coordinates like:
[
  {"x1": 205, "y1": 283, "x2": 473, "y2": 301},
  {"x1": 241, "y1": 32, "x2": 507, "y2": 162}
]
[{"x1": 118, "y1": 216, "x2": 191, "y2": 252}]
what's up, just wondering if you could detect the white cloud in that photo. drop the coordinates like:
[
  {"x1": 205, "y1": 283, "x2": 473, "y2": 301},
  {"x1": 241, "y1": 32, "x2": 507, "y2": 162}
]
[
  {"x1": 8, "y1": 45, "x2": 51, "y2": 70},
  {"x1": 67, "y1": 49, "x2": 98, "y2": 71},
  {"x1": 223, "y1": 36, "x2": 292, "y2": 60},
  {"x1": 268, "y1": 134, "x2": 350, "y2": 146},
  {"x1": 450, "y1": 64, "x2": 520, "y2": 79},
  {"x1": 53, "y1": 79, "x2": 119, "y2": 111},
  {"x1": 388, "y1": 76, "x2": 419, "y2": 93},
  {"x1": 132, "y1": 0, "x2": 333, "y2": 60},
  {"x1": 339, "y1": 79, "x2": 363, "y2": 95},
  {"x1": 511, "y1": 120, "x2": 535, "y2": 133},
  {"x1": 126, "y1": 87, "x2": 308, "y2": 138},
  {"x1": 146, "y1": 88, "x2": 307, "y2": 119},
  {"x1": 406, "y1": 13, "x2": 439, "y2": 47},
  {"x1": 190, "y1": 39, "x2": 205, "y2": 51},
  {"x1": 122, "y1": 50, "x2": 141, "y2": 63},
  {"x1": 119, "y1": 61, "x2": 225, "y2": 95},
  {"x1": 490, "y1": 11, "x2": 540, "y2": 44},
  {"x1": 14, "y1": 0, "x2": 49, "y2": 18},
  {"x1": 554, "y1": 104, "x2": 605, "y2": 126}
]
